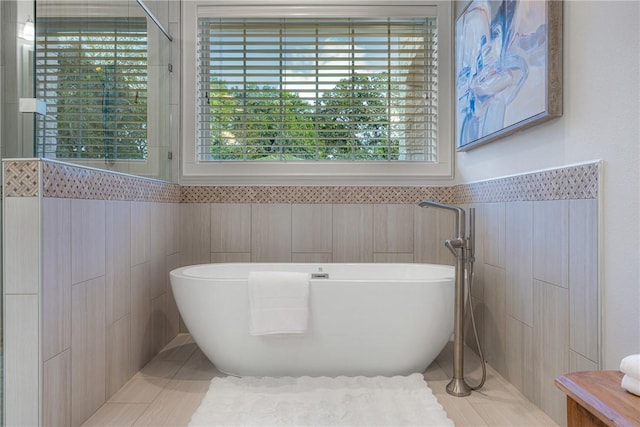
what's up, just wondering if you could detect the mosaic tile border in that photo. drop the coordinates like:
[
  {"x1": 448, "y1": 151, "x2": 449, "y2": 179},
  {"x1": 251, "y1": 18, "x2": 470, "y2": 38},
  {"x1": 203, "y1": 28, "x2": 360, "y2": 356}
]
[
  {"x1": 182, "y1": 162, "x2": 599, "y2": 204},
  {"x1": 41, "y1": 161, "x2": 181, "y2": 202},
  {"x1": 180, "y1": 185, "x2": 457, "y2": 204},
  {"x1": 3, "y1": 160, "x2": 40, "y2": 197},
  {"x1": 3, "y1": 159, "x2": 181, "y2": 202},
  {"x1": 455, "y1": 162, "x2": 599, "y2": 204},
  {"x1": 4, "y1": 159, "x2": 598, "y2": 204}
]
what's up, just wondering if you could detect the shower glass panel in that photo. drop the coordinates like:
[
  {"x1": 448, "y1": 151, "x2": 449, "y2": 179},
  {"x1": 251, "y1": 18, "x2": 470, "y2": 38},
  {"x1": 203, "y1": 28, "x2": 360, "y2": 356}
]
[
  {"x1": 34, "y1": 0, "x2": 173, "y2": 182},
  {"x1": 0, "y1": 1, "x2": 173, "y2": 423}
]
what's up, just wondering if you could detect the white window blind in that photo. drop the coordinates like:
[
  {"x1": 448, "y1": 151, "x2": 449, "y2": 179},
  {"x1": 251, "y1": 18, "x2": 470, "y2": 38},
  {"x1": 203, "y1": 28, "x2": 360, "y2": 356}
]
[
  {"x1": 197, "y1": 17, "x2": 438, "y2": 162},
  {"x1": 35, "y1": 19, "x2": 148, "y2": 160}
]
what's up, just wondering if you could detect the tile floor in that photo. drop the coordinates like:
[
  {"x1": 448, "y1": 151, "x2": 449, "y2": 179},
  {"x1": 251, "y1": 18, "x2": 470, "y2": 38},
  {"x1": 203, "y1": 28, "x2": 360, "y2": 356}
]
[{"x1": 83, "y1": 334, "x2": 559, "y2": 426}]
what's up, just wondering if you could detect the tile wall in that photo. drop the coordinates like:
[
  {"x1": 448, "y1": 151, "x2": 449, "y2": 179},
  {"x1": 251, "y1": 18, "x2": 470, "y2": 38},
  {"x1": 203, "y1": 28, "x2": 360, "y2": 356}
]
[
  {"x1": 3, "y1": 160, "x2": 181, "y2": 427},
  {"x1": 3, "y1": 159, "x2": 599, "y2": 426},
  {"x1": 177, "y1": 162, "x2": 600, "y2": 426}
]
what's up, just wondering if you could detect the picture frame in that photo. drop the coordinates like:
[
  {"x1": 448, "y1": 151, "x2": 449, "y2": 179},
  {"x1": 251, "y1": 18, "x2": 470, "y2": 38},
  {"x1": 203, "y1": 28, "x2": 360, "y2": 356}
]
[{"x1": 455, "y1": 0, "x2": 562, "y2": 151}]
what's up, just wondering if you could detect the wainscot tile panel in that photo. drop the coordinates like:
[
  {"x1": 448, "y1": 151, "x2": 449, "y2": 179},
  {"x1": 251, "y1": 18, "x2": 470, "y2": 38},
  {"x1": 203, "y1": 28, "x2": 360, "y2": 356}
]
[
  {"x1": 332, "y1": 204, "x2": 374, "y2": 263},
  {"x1": 3, "y1": 159, "x2": 599, "y2": 426},
  {"x1": 569, "y1": 199, "x2": 599, "y2": 363},
  {"x1": 251, "y1": 204, "x2": 293, "y2": 262},
  {"x1": 70, "y1": 199, "x2": 106, "y2": 285},
  {"x1": 42, "y1": 198, "x2": 72, "y2": 361},
  {"x1": 533, "y1": 200, "x2": 569, "y2": 288},
  {"x1": 373, "y1": 204, "x2": 414, "y2": 253},
  {"x1": 210, "y1": 203, "x2": 252, "y2": 253},
  {"x1": 533, "y1": 279, "x2": 570, "y2": 425},
  {"x1": 44, "y1": 349, "x2": 72, "y2": 427},
  {"x1": 4, "y1": 197, "x2": 41, "y2": 294},
  {"x1": 505, "y1": 201, "x2": 533, "y2": 326},
  {"x1": 3, "y1": 159, "x2": 181, "y2": 426},
  {"x1": 292, "y1": 204, "x2": 333, "y2": 253},
  {"x1": 71, "y1": 276, "x2": 107, "y2": 427}
]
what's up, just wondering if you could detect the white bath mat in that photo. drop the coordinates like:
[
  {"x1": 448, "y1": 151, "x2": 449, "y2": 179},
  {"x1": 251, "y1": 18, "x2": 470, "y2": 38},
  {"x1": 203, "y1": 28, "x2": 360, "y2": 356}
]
[{"x1": 189, "y1": 373, "x2": 454, "y2": 426}]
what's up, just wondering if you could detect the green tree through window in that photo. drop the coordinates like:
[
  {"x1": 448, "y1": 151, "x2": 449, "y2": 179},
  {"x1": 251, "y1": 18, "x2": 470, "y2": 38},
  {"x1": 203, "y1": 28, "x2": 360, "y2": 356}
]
[
  {"x1": 36, "y1": 19, "x2": 148, "y2": 160},
  {"x1": 198, "y1": 17, "x2": 436, "y2": 162}
]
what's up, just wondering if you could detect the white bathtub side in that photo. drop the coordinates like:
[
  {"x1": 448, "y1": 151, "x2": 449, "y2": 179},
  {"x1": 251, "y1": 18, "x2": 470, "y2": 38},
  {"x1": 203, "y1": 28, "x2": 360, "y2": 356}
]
[{"x1": 170, "y1": 263, "x2": 454, "y2": 377}]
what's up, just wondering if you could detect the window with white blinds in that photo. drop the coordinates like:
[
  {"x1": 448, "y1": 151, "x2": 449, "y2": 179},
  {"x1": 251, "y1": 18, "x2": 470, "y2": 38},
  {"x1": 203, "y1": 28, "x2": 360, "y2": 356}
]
[
  {"x1": 197, "y1": 17, "x2": 438, "y2": 162},
  {"x1": 35, "y1": 19, "x2": 148, "y2": 160}
]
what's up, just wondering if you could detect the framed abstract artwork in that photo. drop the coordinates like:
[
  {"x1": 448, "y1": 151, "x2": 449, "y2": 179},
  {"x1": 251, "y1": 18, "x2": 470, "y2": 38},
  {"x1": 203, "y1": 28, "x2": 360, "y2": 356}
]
[{"x1": 455, "y1": 0, "x2": 562, "y2": 151}]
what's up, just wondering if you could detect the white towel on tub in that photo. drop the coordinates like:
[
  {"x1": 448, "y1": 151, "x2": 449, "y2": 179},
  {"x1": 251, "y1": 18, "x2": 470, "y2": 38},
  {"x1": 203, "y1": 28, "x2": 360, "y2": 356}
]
[{"x1": 248, "y1": 271, "x2": 310, "y2": 336}]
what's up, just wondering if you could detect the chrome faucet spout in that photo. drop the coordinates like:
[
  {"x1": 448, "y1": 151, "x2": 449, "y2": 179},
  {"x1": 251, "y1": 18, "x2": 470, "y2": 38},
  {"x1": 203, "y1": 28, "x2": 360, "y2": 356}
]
[{"x1": 418, "y1": 200, "x2": 466, "y2": 240}]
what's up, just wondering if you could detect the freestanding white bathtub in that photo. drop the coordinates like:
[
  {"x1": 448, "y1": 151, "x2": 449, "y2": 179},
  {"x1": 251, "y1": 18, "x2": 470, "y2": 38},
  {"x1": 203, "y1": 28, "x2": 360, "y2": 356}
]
[{"x1": 170, "y1": 263, "x2": 454, "y2": 377}]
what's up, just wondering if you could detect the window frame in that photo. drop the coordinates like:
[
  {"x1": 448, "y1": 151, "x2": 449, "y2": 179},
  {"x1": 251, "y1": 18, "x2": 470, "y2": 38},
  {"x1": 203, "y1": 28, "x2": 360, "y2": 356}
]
[{"x1": 182, "y1": 0, "x2": 453, "y2": 185}]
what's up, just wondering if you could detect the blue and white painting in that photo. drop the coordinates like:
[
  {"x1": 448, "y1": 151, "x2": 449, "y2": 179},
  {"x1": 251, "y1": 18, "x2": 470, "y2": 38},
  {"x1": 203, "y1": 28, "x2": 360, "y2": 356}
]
[{"x1": 456, "y1": 0, "x2": 549, "y2": 149}]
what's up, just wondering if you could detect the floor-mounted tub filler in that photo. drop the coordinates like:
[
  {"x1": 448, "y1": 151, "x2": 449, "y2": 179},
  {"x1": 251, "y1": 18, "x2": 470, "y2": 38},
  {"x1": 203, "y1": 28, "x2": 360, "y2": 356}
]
[{"x1": 170, "y1": 262, "x2": 455, "y2": 377}]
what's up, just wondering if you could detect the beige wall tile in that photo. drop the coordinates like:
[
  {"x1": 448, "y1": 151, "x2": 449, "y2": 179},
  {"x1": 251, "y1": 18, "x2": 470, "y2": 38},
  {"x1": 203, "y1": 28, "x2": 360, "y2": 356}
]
[
  {"x1": 131, "y1": 262, "x2": 152, "y2": 372},
  {"x1": 414, "y1": 205, "x2": 457, "y2": 266},
  {"x1": 373, "y1": 204, "x2": 414, "y2": 253},
  {"x1": 5, "y1": 197, "x2": 40, "y2": 294},
  {"x1": 373, "y1": 253, "x2": 414, "y2": 263},
  {"x1": 569, "y1": 199, "x2": 599, "y2": 362},
  {"x1": 292, "y1": 204, "x2": 332, "y2": 253},
  {"x1": 211, "y1": 203, "x2": 251, "y2": 253},
  {"x1": 467, "y1": 204, "x2": 484, "y2": 302},
  {"x1": 482, "y1": 203, "x2": 505, "y2": 268},
  {"x1": 178, "y1": 204, "x2": 211, "y2": 267},
  {"x1": 506, "y1": 315, "x2": 534, "y2": 400},
  {"x1": 533, "y1": 279, "x2": 569, "y2": 425},
  {"x1": 150, "y1": 202, "x2": 167, "y2": 259},
  {"x1": 149, "y1": 257, "x2": 168, "y2": 301},
  {"x1": 569, "y1": 350, "x2": 598, "y2": 372},
  {"x1": 533, "y1": 200, "x2": 569, "y2": 288},
  {"x1": 483, "y1": 264, "x2": 507, "y2": 377},
  {"x1": 71, "y1": 199, "x2": 106, "y2": 285},
  {"x1": 107, "y1": 314, "x2": 132, "y2": 399},
  {"x1": 152, "y1": 294, "x2": 169, "y2": 356},
  {"x1": 165, "y1": 202, "x2": 179, "y2": 256},
  {"x1": 71, "y1": 276, "x2": 107, "y2": 427},
  {"x1": 44, "y1": 349, "x2": 72, "y2": 427},
  {"x1": 436, "y1": 209, "x2": 457, "y2": 265},
  {"x1": 464, "y1": 296, "x2": 484, "y2": 354},
  {"x1": 106, "y1": 201, "x2": 131, "y2": 323},
  {"x1": 130, "y1": 201, "x2": 151, "y2": 267},
  {"x1": 505, "y1": 201, "x2": 533, "y2": 326},
  {"x1": 251, "y1": 204, "x2": 292, "y2": 262},
  {"x1": 292, "y1": 252, "x2": 332, "y2": 263},
  {"x1": 5, "y1": 295, "x2": 40, "y2": 427},
  {"x1": 414, "y1": 205, "x2": 439, "y2": 264},
  {"x1": 332, "y1": 204, "x2": 373, "y2": 262},
  {"x1": 42, "y1": 197, "x2": 72, "y2": 360},
  {"x1": 211, "y1": 252, "x2": 252, "y2": 263},
  {"x1": 166, "y1": 253, "x2": 181, "y2": 340}
]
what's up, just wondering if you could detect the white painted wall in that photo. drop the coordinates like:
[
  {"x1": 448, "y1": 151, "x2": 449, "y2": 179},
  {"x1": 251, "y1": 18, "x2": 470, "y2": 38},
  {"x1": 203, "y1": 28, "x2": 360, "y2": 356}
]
[{"x1": 455, "y1": 1, "x2": 640, "y2": 369}]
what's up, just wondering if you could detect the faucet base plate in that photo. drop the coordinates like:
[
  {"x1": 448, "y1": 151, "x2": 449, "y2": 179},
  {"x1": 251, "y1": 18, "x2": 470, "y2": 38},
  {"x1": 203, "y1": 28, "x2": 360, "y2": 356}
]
[{"x1": 446, "y1": 377, "x2": 472, "y2": 397}]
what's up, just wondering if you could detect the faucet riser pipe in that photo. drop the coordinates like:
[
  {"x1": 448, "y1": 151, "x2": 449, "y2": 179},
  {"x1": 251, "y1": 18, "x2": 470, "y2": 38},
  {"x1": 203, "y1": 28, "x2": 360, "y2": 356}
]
[{"x1": 419, "y1": 200, "x2": 474, "y2": 397}]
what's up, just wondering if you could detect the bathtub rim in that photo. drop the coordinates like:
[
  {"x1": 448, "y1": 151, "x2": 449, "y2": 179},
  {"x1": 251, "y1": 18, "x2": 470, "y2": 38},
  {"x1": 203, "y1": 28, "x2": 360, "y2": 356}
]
[{"x1": 171, "y1": 262, "x2": 456, "y2": 283}]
